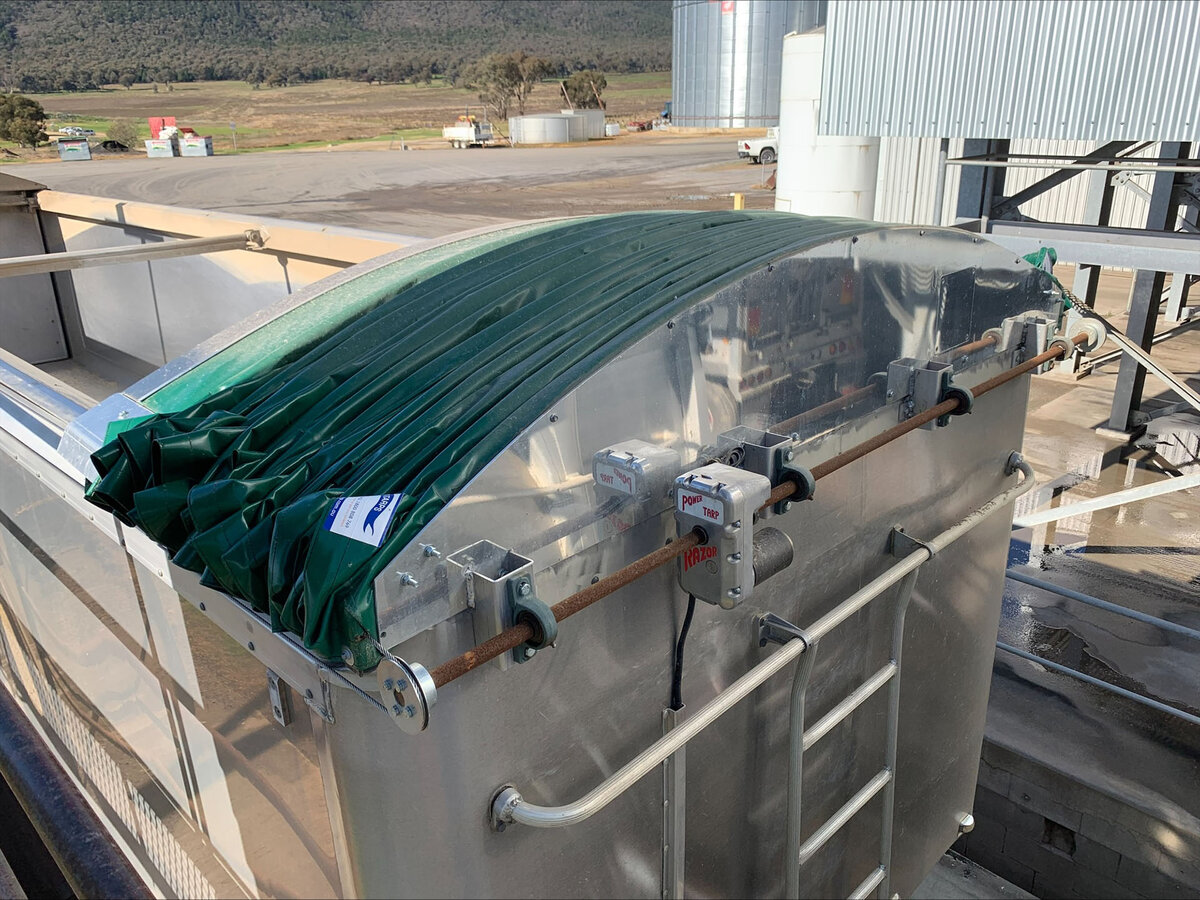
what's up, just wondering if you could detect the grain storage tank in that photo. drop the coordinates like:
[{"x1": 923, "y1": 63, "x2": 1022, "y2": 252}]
[
  {"x1": 561, "y1": 108, "x2": 606, "y2": 139},
  {"x1": 671, "y1": 0, "x2": 824, "y2": 128},
  {"x1": 509, "y1": 113, "x2": 587, "y2": 144}
]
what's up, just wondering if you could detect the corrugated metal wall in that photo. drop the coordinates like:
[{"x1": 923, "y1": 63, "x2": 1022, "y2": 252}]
[
  {"x1": 671, "y1": 0, "x2": 823, "y2": 128},
  {"x1": 874, "y1": 138, "x2": 1159, "y2": 228},
  {"x1": 822, "y1": 0, "x2": 1200, "y2": 143}
]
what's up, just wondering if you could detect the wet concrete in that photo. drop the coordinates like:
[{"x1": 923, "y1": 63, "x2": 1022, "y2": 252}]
[{"x1": 972, "y1": 265, "x2": 1200, "y2": 896}]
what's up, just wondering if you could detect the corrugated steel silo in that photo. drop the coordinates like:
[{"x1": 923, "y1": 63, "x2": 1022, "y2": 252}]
[{"x1": 671, "y1": 0, "x2": 825, "y2": 128}]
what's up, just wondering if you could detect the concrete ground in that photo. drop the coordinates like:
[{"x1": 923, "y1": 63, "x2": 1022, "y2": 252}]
[{"x1": 10, "y1": 133, "x2": 778, "y2": 238}]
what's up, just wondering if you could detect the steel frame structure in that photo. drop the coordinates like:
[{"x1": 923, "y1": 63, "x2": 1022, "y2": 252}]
[{"x1": 936, "y1": 142, "x2": 1200, "y2": 432}]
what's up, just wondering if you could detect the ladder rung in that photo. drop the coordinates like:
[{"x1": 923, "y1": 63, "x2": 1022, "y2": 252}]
[
  {"x1": 803, "y1": 662, "x2": 897, "y2": 751},
  {"x1": 797, "y1": 768, "x2": 892, "y2": 865},
  {"x1": 847, "y1": 865, "x2": 886, "y2": 899}
]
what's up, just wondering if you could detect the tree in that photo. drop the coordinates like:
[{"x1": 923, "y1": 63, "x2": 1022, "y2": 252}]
[
  {"x1": 461, "y1": 51, "x2": 552, "y2": 121},
  {"x1": 0, "y1": 94, "x2": 47, "y2": 148},
  {"x1": 564, "y1": 70, "x2": 606, "y2": 109},
  {"x1": 119, "y1": 72, "x2": 136, "y2": 89},
  {"x1": 106, "y1": 119, "x2": 139, "y2": 148}
]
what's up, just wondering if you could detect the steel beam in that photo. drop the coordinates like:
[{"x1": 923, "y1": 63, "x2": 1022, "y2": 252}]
[
  {"x1": 1070, "y1": 166, "x2": 1118, "y2": 307},
  {"x1": 955, "y1": 139, "x2": 1008, "y2": 222},
  {"x1": 990, "y1": 141, "x2": 1133, "y2": 220},
  {"x1": 1110, "y1": 142, "x2": 1189, "y2": 431},
  {"x1": 987, "y1": 221, "x2": 1200, "y2": 275},
  {"x1": 0, "y1": 231, "x2": 263, "y2": 278}
]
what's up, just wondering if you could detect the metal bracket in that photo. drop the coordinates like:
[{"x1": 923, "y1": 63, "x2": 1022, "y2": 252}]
[
  {"x1": 886, "y1": 358, "x2": 971, "y2": 429},
  {"x1": 889, "y1": 525, "x2": 934, "y2": 559},
  {"x1": 507, "y1": 575, "x2": 557, "y2": 664},
  {"x1": 376, "y1": 654, "x2": 438, "y2": 734},
  {"x1": 757, "y1": 612, "x2": 810, "y2": 649},
  {"x1": 267, "y1": 669, "x2": 293, "y2": 726}
]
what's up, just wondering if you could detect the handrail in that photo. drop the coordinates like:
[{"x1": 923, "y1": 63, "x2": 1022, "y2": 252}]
[{"x1": 491, "y1": 452, "x2": 1035, "y2": 831}]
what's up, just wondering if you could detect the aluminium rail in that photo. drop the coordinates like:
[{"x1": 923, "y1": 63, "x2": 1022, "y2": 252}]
[
  {"x1": 0, "y1": 230, "x2": 266, "y2": 278},
  {"x1": 493, "y1": 452, "x2": 1036, "y2": 900},
  {"x1": 999, "y1": 571, "x2": 1200, "y2": 729}
]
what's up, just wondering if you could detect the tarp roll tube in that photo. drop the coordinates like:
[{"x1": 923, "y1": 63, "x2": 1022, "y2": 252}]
[{"x1": 84, "y1": 212, "x2": 885, "y2": 670}]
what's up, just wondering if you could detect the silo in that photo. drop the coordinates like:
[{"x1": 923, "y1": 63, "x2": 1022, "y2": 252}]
[{"x1": 671, "y1": 0, "x2": 825, "y2": 128}]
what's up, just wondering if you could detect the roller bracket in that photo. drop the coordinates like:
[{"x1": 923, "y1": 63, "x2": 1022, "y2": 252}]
[
  {"x1": 938, "y1": 382, "x2": 973, "y2": 427},
  {"x1": 778, "y1": 462, "x2": 816, "y2": 509},
  {"x1": 507, "y1": 575, "x2": 557, "y2": 663},
  {"x1": 377, "y1": 654, "x2": 437, "y2": 734},
  {"x1": 889, "y1": 525, "x2": 934, "y2": 559}
]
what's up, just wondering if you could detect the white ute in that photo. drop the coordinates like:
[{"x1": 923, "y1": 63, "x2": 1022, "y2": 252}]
[{"x1": 736, "y1": 126, "x2": 778, "y2": 164}]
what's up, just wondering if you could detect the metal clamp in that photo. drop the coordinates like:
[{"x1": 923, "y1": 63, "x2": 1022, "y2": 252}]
[
  {"x1": 507, "y1": 575, "x2": 557, "y2": 663},
  {"x1": 889, "y1": 526, "x2": 935, "y2": 559},
  {"x1": 757, "y1": 612, "x2": 810, "y2": 649},
  {"x1": 778, "y1": 462, "x2": 816, "y2": 511}
]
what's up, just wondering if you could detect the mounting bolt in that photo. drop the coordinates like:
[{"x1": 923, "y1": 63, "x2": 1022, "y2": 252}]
[
  {"x1": 403, "y1": 705, "x2": 416, "y2": 718},
  {"x1": 784, "y1": 449, "x2": 794, "y2": 462},
  {"x1": 397, "y1": 572, "x2": 419, "y2": 587},
  {"x1": 958, "y1": 813, "x2": 975, "y2": 835},
  {"x1": 383, "y1": 678, "x2": 394, "y2": 691},
  {"x1": 341, "y1": 647, "x2": 354, "y2": 666},
  {"x1": 391, "y1": 703, "x2": 403, "y2": 716},
  {"x1": 421, "y1": 544, "x2": 441, "y2": 558},
  {"x1": 886, "y1": 389, "x2": 895, "y2": 400},
  {"x1": 517, "y1": 580, "x2": 533, "y2": 597},
  {"x1": 524, "y1": 647, "x2": 537, "y2": 660},
  {"x1": 782, "y1": 501, "x2": 792, "y2": 513}
]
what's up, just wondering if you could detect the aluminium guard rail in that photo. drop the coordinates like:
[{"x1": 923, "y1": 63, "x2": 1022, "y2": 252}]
[{"x1": 492, "y1": 451, "x2": 1036, "y2": 900}]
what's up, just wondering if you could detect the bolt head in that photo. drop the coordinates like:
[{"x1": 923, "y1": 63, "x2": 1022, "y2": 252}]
[
  {"x1": 404, "y1": 705, "x2": 416, "y2": 718},
  {"x1": 886, "y1": 389, "x2": 895, "y2": 399},
  {"x1": 524, "y1": 647, "x2": 537, "y2": 659},
  {"x1": 383, "y1": 678, "x2": 394, "y2": 691},
  {"x1": 517, "y1": 581, "x2": 533, "y2": 597},
  {"x1": 391, "y1": 703, "x2": 403, "y2": 716},
  {"x1": 396, "y1": 678, "x2": 408, "y2": 691},
  {"x1": 341, "y1": 647, "x2": 354, "y2": 665},
  {"x1": 782, "y1": 501, "x2": 792, "y2": 513},
  {"x1": 784, "y1": 449, "x2": 794, "y2": 461}
]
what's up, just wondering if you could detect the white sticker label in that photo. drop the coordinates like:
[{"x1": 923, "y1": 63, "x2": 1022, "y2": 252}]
[
  {"x1": 594, "y1": 462, "x2": 637, "y2": 495},
  {"x1": 323, "y1": 494, "x2": 401, "y2": 547},
  {"x1": 677, "y1": 489, "x2": 724, "y2": 525}
]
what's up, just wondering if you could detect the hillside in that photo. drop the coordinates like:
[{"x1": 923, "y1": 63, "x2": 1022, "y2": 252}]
[{"x1": 0, "y1": 0, "x2": 672, "y2": 92}]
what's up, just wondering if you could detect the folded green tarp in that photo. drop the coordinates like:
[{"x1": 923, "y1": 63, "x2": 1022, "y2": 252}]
[{"x1": 86, "y1": 211, "x2": 878, "y2": 669}]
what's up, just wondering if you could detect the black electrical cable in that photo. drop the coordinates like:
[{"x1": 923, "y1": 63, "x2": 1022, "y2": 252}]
[{"x1": 669, "y1": 594, "x2": 697, "y2": 711}]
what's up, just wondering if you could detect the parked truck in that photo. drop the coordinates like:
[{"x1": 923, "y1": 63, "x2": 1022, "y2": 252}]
[
  {"x1": 442, "y1": 115, "x2": 496, "y2": 148},
  {"x1": 737, "y1": 126, "x2": 778, "y2": 164}
]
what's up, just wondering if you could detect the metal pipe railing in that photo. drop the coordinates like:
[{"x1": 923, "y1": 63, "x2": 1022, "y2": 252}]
[
  {"x1": 1005, "y1": 570, "x2": 1200, "y2": 642},
  {"x1": 995, "y1": 642, "x2": 1200, "y2": 728},
  {"x1": 491, "y1": 453, "x2": 1035, "y2": 833},
  {"x1": 1011, "y1": 470, "x2": 1200, "y2": 529},
  {"x1": 0, "y1": 230, "x2": 265, "y2": 278}
]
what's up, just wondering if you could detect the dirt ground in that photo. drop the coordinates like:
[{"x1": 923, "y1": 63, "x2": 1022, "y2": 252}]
[{"x1": 9, "y1": 74, "x2": 677, "y2": 155}]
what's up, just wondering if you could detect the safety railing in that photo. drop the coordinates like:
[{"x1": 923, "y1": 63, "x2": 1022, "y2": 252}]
[
  {"x1": 999, "y1": 570, "x2": 1200, "y2": 728},
  {"x1": 491, "y1": 452, "x2": 1035, "y2": 900}
]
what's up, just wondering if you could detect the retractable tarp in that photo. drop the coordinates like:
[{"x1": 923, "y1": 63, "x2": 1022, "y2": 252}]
[{"x1": 85, "y1": 211, "x2": 878, "y2": 669}]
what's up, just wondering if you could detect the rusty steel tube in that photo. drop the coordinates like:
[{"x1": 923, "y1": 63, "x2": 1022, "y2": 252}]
[
  {"x1": 429, "y1": 334, "x2": 1082, "y2": 689},
  {"x1": 430, "y1": 531, "x2": 702, "y2": 687}
]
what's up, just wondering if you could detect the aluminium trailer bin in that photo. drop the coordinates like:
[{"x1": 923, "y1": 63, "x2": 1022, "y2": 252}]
[{"x1": 0, "y1": 211, "x2": 1068, "y2": 898}]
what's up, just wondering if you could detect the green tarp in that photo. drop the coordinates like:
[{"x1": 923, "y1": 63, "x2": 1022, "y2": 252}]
[{"x1": 85, "y1": 211, "x2": 878, "y2": 669}]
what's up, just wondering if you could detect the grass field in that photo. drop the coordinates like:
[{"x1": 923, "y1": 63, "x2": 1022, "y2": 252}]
[{"x1": 4, "y1": 73, "x2": 670, "y2": 157}]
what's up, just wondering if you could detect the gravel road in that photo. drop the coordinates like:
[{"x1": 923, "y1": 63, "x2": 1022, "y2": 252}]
[{"x1": 13, "y1": 136, "x2": 777, "y2": 237}]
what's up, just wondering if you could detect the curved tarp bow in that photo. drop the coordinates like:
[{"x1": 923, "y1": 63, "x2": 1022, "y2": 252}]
[{"x1": 85, "y1": 211, "x2": 879, "y2": 668}]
